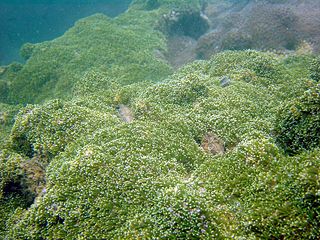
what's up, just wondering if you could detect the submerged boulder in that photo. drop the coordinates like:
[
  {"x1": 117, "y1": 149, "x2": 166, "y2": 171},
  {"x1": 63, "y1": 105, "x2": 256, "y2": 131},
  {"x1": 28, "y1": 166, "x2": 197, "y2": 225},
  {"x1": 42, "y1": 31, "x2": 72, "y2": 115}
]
[
  {"x1": 201, "y1": 132, "x2": 225, "y2": 155},
  {"x1": 117, "y1": 104, "x2": 134, "y2": 123}
]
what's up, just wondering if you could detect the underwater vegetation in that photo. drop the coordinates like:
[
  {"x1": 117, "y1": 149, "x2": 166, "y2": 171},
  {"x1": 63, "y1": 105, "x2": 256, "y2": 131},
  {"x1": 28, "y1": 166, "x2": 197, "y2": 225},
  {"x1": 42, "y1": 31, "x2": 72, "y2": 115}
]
[{"x1": 0, "y1": 0, "x2": 320, "y2": 239}]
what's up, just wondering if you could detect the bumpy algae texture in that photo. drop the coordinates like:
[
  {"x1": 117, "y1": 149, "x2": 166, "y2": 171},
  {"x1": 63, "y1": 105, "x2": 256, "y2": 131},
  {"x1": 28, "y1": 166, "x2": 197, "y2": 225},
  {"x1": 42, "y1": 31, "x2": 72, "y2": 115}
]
[
  {"x1": 2, "y1": 10, "x2": 171, "y2": 104},
  {"x1": 1, "y1": 0, "x2": 320, "y2": 239}
]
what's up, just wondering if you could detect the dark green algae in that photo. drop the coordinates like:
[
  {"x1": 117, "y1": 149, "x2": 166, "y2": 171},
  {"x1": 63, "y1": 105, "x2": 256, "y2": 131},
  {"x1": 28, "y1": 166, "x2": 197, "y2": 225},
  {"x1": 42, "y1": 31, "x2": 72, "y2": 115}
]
[{"x1": 0, "y1": 0, "x2": 320, "y2": 239}]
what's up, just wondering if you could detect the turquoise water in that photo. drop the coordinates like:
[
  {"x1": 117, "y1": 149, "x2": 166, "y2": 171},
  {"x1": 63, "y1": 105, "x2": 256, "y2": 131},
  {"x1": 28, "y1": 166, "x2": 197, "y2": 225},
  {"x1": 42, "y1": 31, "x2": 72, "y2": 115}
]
[{"x1": 0, "y1": 0, "x2": 131, "y2": 64}]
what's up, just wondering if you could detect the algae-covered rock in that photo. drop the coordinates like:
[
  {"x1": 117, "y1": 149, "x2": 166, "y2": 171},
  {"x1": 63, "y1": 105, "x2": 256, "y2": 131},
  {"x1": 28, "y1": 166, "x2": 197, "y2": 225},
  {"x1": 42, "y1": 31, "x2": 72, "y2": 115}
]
[
  {"x1": 0, "y1": 103, "x2": 22, "y2": 145},
  {"x1": 0, "y1": 195, "x2": 29, "y2": 239},
  {"x1": 195, "y1": 135, "x2": 320, "y2": 239},
  {"x1": 0, "y1": 80, "x2": 8, "y2": 103},
  {"x1": 310, "y1": 56, "x2": 320, "y2": 82},
  {"x1": 131, "y1": 50, "x2": 308, "y2": 148},
  {"x1": 6, "y1": 121, "x2": 209, "y2": 239},
  {"x1": 10, "y1": 99, "x2": 119, "y2": 159},
  {"x1": 2, "y1": 47, "x2": 317, "y2": 238},
  {"x1": 20, "y1": 42, "x2": 36, "y2": 61},
  {"x1": 275, "y1": 81, "x2": 320, "y2": 154},
  {"x1": 1, "y1": 1, "x2": 320, "y2": 239},
  {"x1": 131, "y1": 0, "x2": 201, "y2": 11},
  {"x1": 0, "y1": 149, "x2": 46, "y2": 206},
  {"x1": 5, "y1": 12, "x2": 171, "y2": 104}
]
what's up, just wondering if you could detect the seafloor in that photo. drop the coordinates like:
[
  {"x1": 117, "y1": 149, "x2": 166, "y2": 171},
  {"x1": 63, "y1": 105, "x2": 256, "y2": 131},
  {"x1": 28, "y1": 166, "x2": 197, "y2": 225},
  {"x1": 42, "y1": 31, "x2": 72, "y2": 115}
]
[{"x1": 0, "y1": 0, "x2": 320, "y2": 239}]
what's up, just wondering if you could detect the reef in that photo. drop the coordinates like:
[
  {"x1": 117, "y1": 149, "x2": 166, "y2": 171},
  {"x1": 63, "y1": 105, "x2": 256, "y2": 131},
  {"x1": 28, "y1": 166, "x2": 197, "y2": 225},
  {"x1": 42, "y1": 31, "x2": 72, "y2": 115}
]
[{"x1": 0, "y1": 0, "x2": 319, "y2": 239}]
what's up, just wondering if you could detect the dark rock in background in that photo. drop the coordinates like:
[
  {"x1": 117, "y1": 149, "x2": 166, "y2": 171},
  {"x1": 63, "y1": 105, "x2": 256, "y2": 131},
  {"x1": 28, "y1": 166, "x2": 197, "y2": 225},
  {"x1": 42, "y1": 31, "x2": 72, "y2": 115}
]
[
  {"x1": 195, "y1": 0, "x2": 320, "y2": 60},
  {"x1": 163, "y1": 0, "x2": 320, "y2": 68}
]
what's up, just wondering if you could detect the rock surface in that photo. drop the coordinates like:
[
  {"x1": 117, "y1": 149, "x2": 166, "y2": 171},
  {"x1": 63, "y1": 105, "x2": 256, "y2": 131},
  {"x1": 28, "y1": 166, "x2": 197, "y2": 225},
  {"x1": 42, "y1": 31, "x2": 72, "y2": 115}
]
[{"x1": 201, "y1": 132, "x2": 225, "y2": 155}]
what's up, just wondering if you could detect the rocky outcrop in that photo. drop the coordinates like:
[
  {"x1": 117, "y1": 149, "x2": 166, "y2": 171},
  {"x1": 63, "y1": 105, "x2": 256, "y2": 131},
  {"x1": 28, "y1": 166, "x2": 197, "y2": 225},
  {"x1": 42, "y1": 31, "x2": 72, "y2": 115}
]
[
  {"x1": 164, "y1": 0, "x2": 320, "y2": 66},
  {"x1": 201, "y1": 132, "x2": 225, "y2": 155},
  {"x1": 117, "y1": 104, "x2": 134, "y2": 123},
  {"x1": 195, "y1": 0, "x2": 320, "y2": 59}
]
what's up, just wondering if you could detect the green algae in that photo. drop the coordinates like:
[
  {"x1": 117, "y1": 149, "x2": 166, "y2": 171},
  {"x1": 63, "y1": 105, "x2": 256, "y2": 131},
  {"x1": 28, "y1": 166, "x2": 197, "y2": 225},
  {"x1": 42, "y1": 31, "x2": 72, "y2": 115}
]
[
  {"x1": 4, "y1": 49, "x2": 319, "y2": 239},
  {"x1": 130, "y1": 0, "x2": 201, "y2": 11},
  {"x1": 4, "y1": 12, "x2": 171, "y2": 104},
  {"x1": 0, "y1": 103, "x2": 21, "y2": 146},
  {"x1": 310, "y1": 56, "x2": 320, "y2": 82},
  {"x1": 275, "y1": 81, "x2": 320, "y2": 154},
  {"x1": 0, "y1": 0, "x2": 320, "y2": 239}
]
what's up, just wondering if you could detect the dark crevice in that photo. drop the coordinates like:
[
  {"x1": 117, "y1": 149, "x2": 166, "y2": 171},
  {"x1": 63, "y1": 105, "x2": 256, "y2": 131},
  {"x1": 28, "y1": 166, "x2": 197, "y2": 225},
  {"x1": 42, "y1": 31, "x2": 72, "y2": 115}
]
[
  {"x1": 3, "y1": 179, "x2": 36, "y2": 207},
  {"x1": 159, "y1": 10, "x2": 210, "y2": 69},
  {"x1": 162, "y1": 10, "x2": 210, "y2": 40}
]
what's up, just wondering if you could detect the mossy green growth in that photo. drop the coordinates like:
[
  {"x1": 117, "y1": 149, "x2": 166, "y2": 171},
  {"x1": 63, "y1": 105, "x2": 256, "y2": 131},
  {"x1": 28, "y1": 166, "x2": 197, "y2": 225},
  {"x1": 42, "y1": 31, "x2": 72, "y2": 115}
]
[
  {"x1": 10, "y1": 99, "x2": 119, "y2": 159},
  {"x1": 310, "y1": 56, "x2": 320, "y2": 82},
  {"x1": 20, "y1": 42, "x2": 36, "y2": 61},
  {"x1": 0, "y1": 150, "x2": 24, "y2": 199},
  {"x1": 0, "y1": 195, "x2": 29, "y2": 239},
  {"x1": 130, "y1": 0, "x2": 201, "y2": 11},
  {"x1": 0, "y1": 80, "x2": 8, "y2": 103},
  {"x1": 5, "y1": 121, "x2": 211, "y2": 239},
  {"x1": 0, "y1": 62, "x2": 23, "y2": 82},
  {"x1": 1, "y1": 45, "x2": 319, "y2": 238},
  {"x1": 195, "y1": 134, "x2": 320, "y2": 239},
  {"x1": 5, "y1": 11, "x2": 171, "y2": 104},
  {"x1": 0, "y1": 103, "x2": 22, "y2": 145},
  {"x1": 131, "y1": 51, "x2": 308, "y2": 146},
  {"x1": 275, "y1": 81, "x2": 320, "y2": 154}
]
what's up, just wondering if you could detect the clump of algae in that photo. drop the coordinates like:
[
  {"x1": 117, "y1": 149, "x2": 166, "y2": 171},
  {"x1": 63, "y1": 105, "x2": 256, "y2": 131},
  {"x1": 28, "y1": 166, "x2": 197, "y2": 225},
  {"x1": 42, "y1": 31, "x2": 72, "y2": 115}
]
[{"x1": 0, "y1": 0, "x2": 320, "y2": 239}]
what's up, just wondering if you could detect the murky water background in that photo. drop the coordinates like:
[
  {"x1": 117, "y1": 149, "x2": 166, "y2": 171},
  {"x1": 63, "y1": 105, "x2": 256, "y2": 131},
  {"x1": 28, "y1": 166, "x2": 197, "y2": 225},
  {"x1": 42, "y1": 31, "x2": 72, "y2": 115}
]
[{"x1": 0, "y1": 0, "x2": 131, "y2": 65}]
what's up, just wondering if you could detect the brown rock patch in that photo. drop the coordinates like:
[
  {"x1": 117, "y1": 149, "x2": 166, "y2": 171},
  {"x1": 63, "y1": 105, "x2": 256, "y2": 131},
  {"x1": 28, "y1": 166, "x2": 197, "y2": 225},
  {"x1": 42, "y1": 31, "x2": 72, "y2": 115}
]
[{"x1": 201, "y1": 132, "x2": 225, "y2": 155}]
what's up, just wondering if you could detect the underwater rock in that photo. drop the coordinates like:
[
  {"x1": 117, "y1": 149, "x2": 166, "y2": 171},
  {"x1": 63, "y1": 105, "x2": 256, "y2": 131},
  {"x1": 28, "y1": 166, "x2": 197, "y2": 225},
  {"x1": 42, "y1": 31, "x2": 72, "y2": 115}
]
[
  {"x1": 117, "y1": 104, "x2": 134, "y2": 123},
  {"x1": 201, "y1": 132, "x2": 225, "y2": 155},
  {"x1": 19, "y1": 156, "x2": 47, "y2": 199},
  {"x1": 1, "y1": 1, "x2": 320, "y2": 239},
  {"x1": 1, "y1": 155, "x2": 46, "y2": 207},
  {"x1": 195, "y1": 30, "x2": 222, "y2": 59},
  {"x1": 157, "y1": 7, "x2": 208, "y2": 68},
  {"x1": 20, "y1": 43, "x2": 36, "y2": 61},
  {"x1": 161, "y1": 9, "x2": 210, "y2": 40},
  {"x1": 220, "y1": 76, "x2": 231, "y2": 87},
  {"x1": 194, "y1": 0, "x2": 320, "y2": 60},
  {"x1": 166, "y1": 35, "x2": 197, "y2": 69},
  {"x1": 0, "y1": 66, "x2": 6, "y2": 75}
]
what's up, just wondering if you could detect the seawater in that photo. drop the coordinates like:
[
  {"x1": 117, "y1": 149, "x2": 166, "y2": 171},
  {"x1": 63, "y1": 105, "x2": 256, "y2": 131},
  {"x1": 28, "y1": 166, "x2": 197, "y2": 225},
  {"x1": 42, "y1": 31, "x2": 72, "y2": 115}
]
[{"x1": 0, "y1": 0, "x2": 131, "y2": 65}]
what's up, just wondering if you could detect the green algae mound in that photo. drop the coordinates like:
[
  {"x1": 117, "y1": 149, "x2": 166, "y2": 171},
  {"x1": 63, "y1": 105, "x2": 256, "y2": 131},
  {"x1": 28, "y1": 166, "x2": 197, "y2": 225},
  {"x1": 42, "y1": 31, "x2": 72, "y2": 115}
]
[
  {"x1": 1, "y1": 0, "x2": 320, "y2": 239},
  {"x1": 275, "y1": 81, "x2": 320, "y2": 154},
  {"x1": 3, "y1": 12, "x2": 171, "y2": 104}
]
